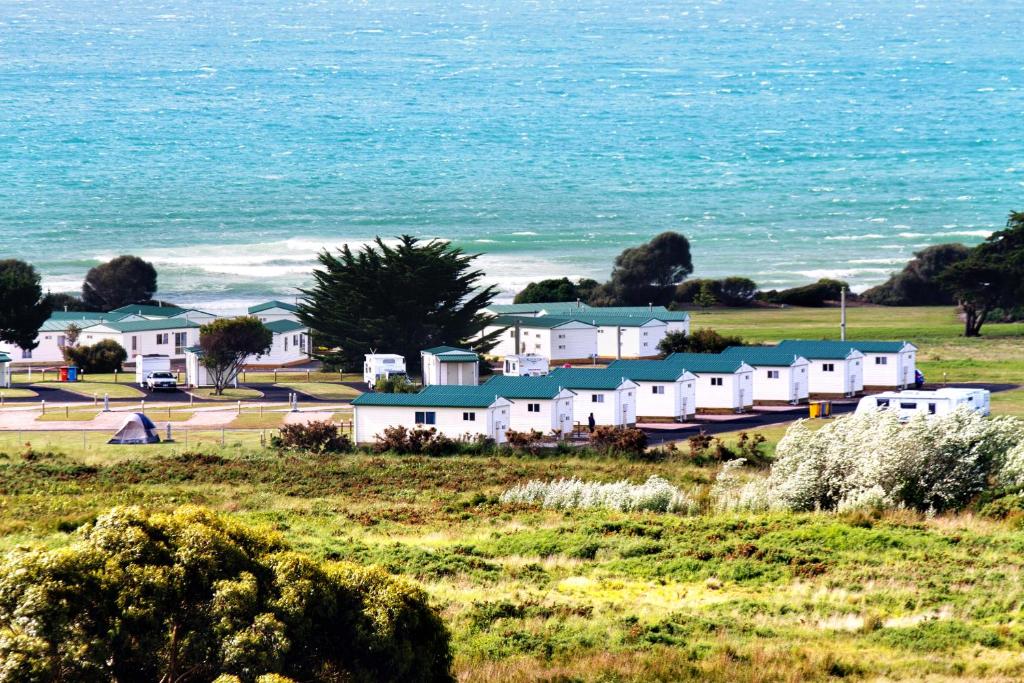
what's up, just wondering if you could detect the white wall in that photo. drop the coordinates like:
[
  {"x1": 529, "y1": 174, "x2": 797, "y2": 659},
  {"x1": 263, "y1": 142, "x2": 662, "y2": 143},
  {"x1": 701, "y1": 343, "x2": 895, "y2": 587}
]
[
  {"x1": 506, "y1": 396, "x2": 574, "y2": 435},
  {"x1": 483, "y1": 322, "x2": 596, "y2": 361},
  {"x1": 252, "y1": 308, "x2": 299, "y2": 324},
  {"x1": 633, "y1": 379, "x2": 697, "y2": 420},
  {"x1": 750, "y1": 363, "x2": 810, "y2": 403},
  {"x1": 862, "y1": 350, "x2": 916, "y2": 388},
  {"x1": 81, "y1": 328, "x2": 200, "y2": 362},
  {"x1": 354, "y1": 403, "x2": 510, "y2": 444},
  {"x1": 594, "y1": 322, "x2": 667, "y2": 358},
  {"x1": 247, "y1": 330, "x2": 308, "y2": 367},
  {"x1": 0, "y1": 335, "x2": 66, "y2": 364},
  {"x1": 693, "y1": 371, "x2": 753, "y2": 410},
  {"x1": 571, "y1": 386, "x2": 636, "y2": 426},
  {"x1": 422, "y1": 356, "x2": 478, "y2": 386},
  {"x1": 665, "y1": 320, "x2": 691, "y2": 335},
  {"x1": 805, "y1": 358, "x2": 864, "y2": 396}
]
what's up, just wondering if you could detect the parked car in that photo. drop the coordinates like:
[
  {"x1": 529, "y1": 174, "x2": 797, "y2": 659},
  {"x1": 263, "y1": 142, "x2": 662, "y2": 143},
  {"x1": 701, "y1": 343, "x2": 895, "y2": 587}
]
[{"x1": 143, "y1": 371, "x2": 178, "y2": 391}]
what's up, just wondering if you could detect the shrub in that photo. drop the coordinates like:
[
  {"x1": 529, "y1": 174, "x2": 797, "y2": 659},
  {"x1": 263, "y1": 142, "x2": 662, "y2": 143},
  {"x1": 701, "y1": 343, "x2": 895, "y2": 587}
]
[
  {"x1": 589, "y1": 426, "x2": 648, "y2": 457},
  {"x1": 374, "y1": 375, "x2": 419, "y2": 393},
  {"x1": 0, "y1": 506, "x2": 453, "y2": 683},
  {"x1": 501, "y1": 476, "x2": 694, "y2": 513},
  {"x1": 505, "y1": 429, "x2": 546, "y2": 454},
  {"x1": 373, "y1": 426, "x2": 459, "y2": 456},
  {"x1": 64, "y1": 339, "x2": 128, "y2": 373},
  {"x1": 716, "y1": 408, "x2": 1024, "y2": 513},
  {"x1": 758, "y1": 278, "x2": 851, "y2": 307},
  {"x1": 271, "y1": 420, "x2": 352, "y2": 454},
  {"x1": 657, "y1": 328, "x2": 744, "y2": 355},
  {"x1": 674, "y1": 277, "x2": 758, "y2": 307}
]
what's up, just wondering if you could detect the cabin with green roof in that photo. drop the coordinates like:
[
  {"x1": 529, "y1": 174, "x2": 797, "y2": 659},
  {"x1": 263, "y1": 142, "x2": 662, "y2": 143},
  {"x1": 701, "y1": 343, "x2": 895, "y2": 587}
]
[
  {"x1": 774, "y1": 340, "x2": 865, "y2": 397},
  {"x1": 247, "y1": 300, "x2": 300, "y2": 323},
  {"x1": 481, "y1": 316, "x2": 598, "y2": 362},
  {"x1": 660, "y1": 353, "x2": 756, "y2": 413},
  {"x1": 718, "y1": 346, "x2": 810, "y2": 405},
  {"x1": 484, "y1": 375, "x2": 576, "y2": 434},
  {"x1": 547, "y1": 368, "x2": 639, "y2": 426},
  {"x1": 352, "y1": 385, "x2": 511, "y2": 445},
  {"x1": 421, "y1": 346, "x2": 480, "y2": 386},
  {"x1": 604, "y1": 359, "x2": 698, "y2": 421}
]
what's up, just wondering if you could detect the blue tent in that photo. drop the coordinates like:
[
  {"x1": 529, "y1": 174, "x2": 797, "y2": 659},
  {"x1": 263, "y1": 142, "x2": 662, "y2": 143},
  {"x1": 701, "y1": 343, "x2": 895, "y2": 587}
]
[{"x1": 108, "y1": 413, "x2": 161, "y2": 445}]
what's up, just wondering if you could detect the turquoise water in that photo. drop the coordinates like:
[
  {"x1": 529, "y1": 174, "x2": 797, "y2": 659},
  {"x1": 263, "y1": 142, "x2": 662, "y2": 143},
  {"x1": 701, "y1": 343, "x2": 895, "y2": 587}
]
[{"x1": 2, "y1": 0, "x2": 1022, "y2": 310}]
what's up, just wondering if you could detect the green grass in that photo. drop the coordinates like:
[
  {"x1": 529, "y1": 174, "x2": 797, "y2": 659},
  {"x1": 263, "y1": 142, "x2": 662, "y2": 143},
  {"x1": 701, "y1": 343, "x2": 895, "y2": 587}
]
[
  {"x1": 190, "y1": 387, "x2": 264, "y2": 401},
  {"x1": 228, "y1": 411, "x2": 286, "y2": 429},
  {"x1": 0, "y1": 388, "x2": 37, "y2": 399},
  {"x1": 239, "y1": 370, "x2": 361, "y2": 383},
  {"x1": 276, "y1": 382, "x2": 362, "y2": 400},
  {"x1": 36, "y1": 409, "x2": 100, "y2": 422},
  {"x1": 31, "y1": 381, "x2": 145, "y2": 399}
]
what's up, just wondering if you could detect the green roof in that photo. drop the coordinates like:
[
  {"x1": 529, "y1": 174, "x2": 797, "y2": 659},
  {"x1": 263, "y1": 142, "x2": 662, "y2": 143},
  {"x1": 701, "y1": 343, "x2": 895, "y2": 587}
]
[
  {"x1": 264, "y1": 319, "x2": 307, "y2": 333},
  {"x1": 422, "y1": 345, "x2": 479, "y2": 362},
  {"x1": 664, "y1": 353, "x2": 749, "y2": 373},
  {"x1": 0, "y1": 352, "x2": 11, "y2": 363},
  {"x1": 353, "y1": 385, "x2": 501, "y2": 408},
  {"x1": 487, "y1": 302, "x2": 592, "y2": 316},
  {"x1": 110, "y1": 304, "x2": 193, "y2": 317},
  {"x1": 488, "y1": 315, "x2": 595, "y2": 330},
  {"x1": 484, "y1": 375, "x2": 572, "y2": 399},
  {"x1": 93, "y1": 319, "x2": 201, "y2": 333},
  {"x1": 40, "y1": 317, "x2": 113, "y2": 332},
  {"x1": 47, "y1": 310, "x2": 112, "y2": 321},
  {"x1": 847, "y1": 340, "x2": 916, "y2": 353},
  {"x1": 719, "y1": 346, "x2": 805, "y2": 367},
  {"x1": 547, "y1": 314, "x2": 665, "y2": 328},
  {"x1": 558, "y1": 306, "x2": 690, "y2": 322},
  {"x1": 248, "y1": 300, "x2": 299, "y2": 314},
  {"x1": 776, "y1": 340, "x2": 863, "y2": 360},
  {"x1": 605, "y1": 359, "x2": 693, "y2": 382},
  {"x1": 547, "y1": 368, "x2": 635, "y2": 390}
]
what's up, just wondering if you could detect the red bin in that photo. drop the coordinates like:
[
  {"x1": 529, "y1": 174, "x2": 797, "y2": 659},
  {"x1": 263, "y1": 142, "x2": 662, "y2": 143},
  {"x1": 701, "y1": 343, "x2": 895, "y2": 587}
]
[{"x1": 59, "y1": 367, "x2": 69, "y2": 382}]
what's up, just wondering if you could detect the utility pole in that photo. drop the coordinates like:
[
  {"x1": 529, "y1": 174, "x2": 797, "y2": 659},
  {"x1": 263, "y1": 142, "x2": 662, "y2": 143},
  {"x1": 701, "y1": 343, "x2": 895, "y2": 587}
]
[{"x1": 840, "y1": 286, "x2": 847, "y2": 341}]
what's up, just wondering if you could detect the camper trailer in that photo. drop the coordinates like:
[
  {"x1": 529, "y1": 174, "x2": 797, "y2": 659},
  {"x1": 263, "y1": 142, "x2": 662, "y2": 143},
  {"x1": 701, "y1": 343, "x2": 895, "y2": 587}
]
[
  {"x1": 363, "y1": 354, "x2": 407, "y2": 387},
  {"x1": 134, "y1": 354, "x2": 171, "y2": 387},
  {"x1": 856, "y1": 388, "x2": 991, "y2": 420},
  {"x1": 502, "y1": 354, "x2": 549, "y2": 377}
]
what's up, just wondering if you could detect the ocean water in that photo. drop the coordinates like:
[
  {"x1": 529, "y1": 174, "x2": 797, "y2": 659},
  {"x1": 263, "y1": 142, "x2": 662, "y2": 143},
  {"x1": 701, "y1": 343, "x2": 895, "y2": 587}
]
[{"x1": 2, "y1": 0, "x2": 1022, "y2": 311}]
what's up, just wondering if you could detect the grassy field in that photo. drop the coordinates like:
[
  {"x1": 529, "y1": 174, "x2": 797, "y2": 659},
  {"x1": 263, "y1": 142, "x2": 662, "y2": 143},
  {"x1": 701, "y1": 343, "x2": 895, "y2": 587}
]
[
  {"x1": 1, "y1": 306, "x2": 1023, "y2": 680},
  {"x1": 36, "y1": 408, "x2": 100, "y2": 422},
  {"x1": 278, "y1": 381, "x2": 362, "y2": 400},
  {"x1": 0, "y1": 388, "x2": 37, "y2": 399},
  {"x1": 190, "y1": 387, "x2": 264, "y2": 401},
  {"x1": 32, "y1": 380, "x2": 145, "y2": 399}
]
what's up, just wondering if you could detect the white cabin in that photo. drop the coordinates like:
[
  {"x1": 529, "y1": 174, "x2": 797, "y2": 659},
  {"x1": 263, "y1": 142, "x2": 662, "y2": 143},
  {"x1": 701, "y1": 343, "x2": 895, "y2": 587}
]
[
  {"x1": 184, "y1": 347, "x2": 238, "y2": 388},
  {"x1": 586, "y1": 316, "x2": 667, "y2": 359},
  {"x1": 82, "y1": 319, "x2": 201, "y2": 362},
  {"x1": 484, "y1": 375, "x2": 576, "y2": 435},
  {"x1": 0, "y1": 352, "x2": 11, "y2": 388},
  {"x1": 352, "y1": 386, "x2": 511, "y2": 445},
  {"x1": 718, "y1": 347, "x2": 810, "y2": 405},
  {"x1": 502, "y1": 354, "x2": 549, "y2": 377},
  {"x1": 246, "y1": 320, "x2": 309, "y2": 367},
  {"x1": 484, "y1": 317, "x2": 598, "y2": 362},
  {"x1": 247, "y1": 300, "x2": 300, "y2": 324},
  {"x1": 776, "y1": 341, "x2": 865, "y2": 397},
  {"x1": 421, "y1": 346, "x2": 480, "y2": 386},
  {"x1": 605, "y1": 359, "x2": 697, "y2": 421},
  {"x1": 849, "y1": 341, "x2": 918, "y2": 390},
  {"x1": 856, "y1": 388, "x2": 990, "y2": 420},
  {"x1": 547, "y1": 368, "x2": 639, "y2": 427},
  {"x1": 363, "y1": 354, "x2": 407, "y2": 386},
  {"x1": 134, "y1": 354, "x2": 171, "y2": 385},
  {"x1": 665, "y1": 353, "x2": 755, "y2": 412}
]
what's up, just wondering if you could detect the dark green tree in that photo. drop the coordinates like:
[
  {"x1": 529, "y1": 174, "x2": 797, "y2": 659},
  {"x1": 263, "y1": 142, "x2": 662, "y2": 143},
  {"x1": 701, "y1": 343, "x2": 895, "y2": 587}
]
[
  {"x1": 657, "y1": 328, "x2": 744, "y2": 355},
  {"x1": 758, "y1": 278, "x2": 850, "y2": 308},
  {"x1": 81, "y1": 255, "x2": 158, "y2": 311},
  {"x1": 42, "y1": 291, "x2": 93, "y2": 312},
  {"x1": 298, "y1": 236, "x2": 502, "y2": 371},
  {"x1": 0, "y1": 506, "x2": 453, "y2": 683},
  {"x1": 938, "y1": 212, "x2": 1024, "y2": 336},
  {"x1": 0, "y1": 260, "x2": 52, "y2": 351},
  {"x1": 513, "y1": 277, "x2": 600, "y2": 304},
  {"x1": 199, "y1": 317, "x2": 273, "y2": 395},
  {"x1": 674, "y1": 277, "x2": 757, "y2": 307},
  {"x1": 65, "y1": 339, "x2": 128, "y2": 373},
  {"x1": 861, "y1": 243, "x2": 970, "y2": 306},
  {"x1": 596, "y1": 232, "x2": 693, "y2": 306},
  {"x1": 693, "y1": 281, "x2": 718, "y2": 310}
]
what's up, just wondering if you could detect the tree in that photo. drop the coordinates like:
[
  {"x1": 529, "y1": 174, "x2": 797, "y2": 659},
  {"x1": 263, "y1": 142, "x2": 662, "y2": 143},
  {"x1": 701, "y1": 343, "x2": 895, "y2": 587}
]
[
  {"x1": 861, "y1": 243, "x2": 970, "y2": 306},
  {"x1": 693, "y1": 281, "x2": 718, "y2": 309},
  {"x1": 65, "y1": 339, "x2": 128, "y2": 373},
  {"x1": 0, "y1": 259, "x2": 52, "y2": 351},
  {"x1": 0, "y1": 506, "x2": 453, "y2": 682},
  {"x1": 299, "y1": 236, "x2": 502, "y2": 372},
  {"x1": 82, "y1": 255, "x2": 158, "y2": 311},
  {"x1": 42, "y1": 291, "x2": 93, "y2": 312},
  {"x1": 657, "y1": 328, "x2": 744, "y2": 355},
  {"x1": 60, "y1": 323, "x2": 82, "y2": 361},
  {"x1": 513, "y1": 277, "x2": 600, "y2": 304},
  {"x1": 595, "y1": 232, "x2": 693, "y2": 306},
  {"x1": 674, "y1": 277, "x2": 757, "y2": 308},
  {"x1": 758, "y1": 278, "x2": 850, "y2": 308},
  {"x1": 199, "y1": 317, "x2": 273, "y2": 395},
  {"x1": 938, "y1": 212, "x2": 1024, "y2": 336}
]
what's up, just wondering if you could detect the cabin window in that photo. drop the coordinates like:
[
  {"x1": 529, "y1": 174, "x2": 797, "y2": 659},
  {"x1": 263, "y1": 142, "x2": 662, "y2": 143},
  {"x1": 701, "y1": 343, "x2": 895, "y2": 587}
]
[
  {"x1": 534, "y1": 344, "x2": 541, "y2": 351},
  {"x1": 822, "y1": 363, "x2": 835, "y2": 372},
  {"x1": 44, "y1": 335, "x2": 51, "y2": 340},
  {"x1": 284, "y1": 337, "x2": 289, "y2": 352},
  {"x1": 710, "y1": 377, "x2": 723, "y2": 386},
  {"x1": 57, "y1": 335, "x2": 66, "y2": 348},
  {"x1": 899, "y1": 402, "x2": 917, "y2": 410},
  {"x1": 300, "y1": 335, "x2": 306, "y2": 351},
  {"x1": 558, "y1": 334, "x2": 565, "y2": 339},
  {"x1": 509, "y1": 331, "x2": 515, "y2": 338},
  {"x1": 527, "y1": 403, "x2": 540, "y2": 412},
  {"x1": 642, "y1": 331, "x2": 648, "y2": 337},
  {"x1": 131, "y1": 336, "x2": 138, "y2": 352},
  {"x1": 174, "y1": 332, "x2": 188, "y2": 354},
  {"x1": 156, "y1": 333, "x2": 169, "y2": 345},
  {"x1": 592, "y1": 394, "x2": 604, "y2": 403},
  {"x1": 558, "y1": 345, "x2": 566, "y2": 350},
  {"x1": 463, "y1": 412, "x2": 476, "y2": 422},
  {"x1": 767, "y1": 370, "x2": 779, "y2": 379},
  {"x1": 415, "y1": 411, "x2": 436, "y2": 425},
  {"x1": 21, "y1": 348, "x2": 32, "y2": 359},
  {"x1": 928, "y1": 403, "x2": 937, "y2": 414},
  {"x1": 652, "y1": 385, "x2": 665, "y2": 395},
  {"x1": 875, "y1": 357, "x2": 887, "y2": 365}
]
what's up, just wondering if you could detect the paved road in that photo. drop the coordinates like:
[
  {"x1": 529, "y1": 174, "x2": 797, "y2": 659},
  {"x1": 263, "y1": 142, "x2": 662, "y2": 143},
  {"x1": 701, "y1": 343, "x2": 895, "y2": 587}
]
[{"x1": 1, "y1": 382, "x2": 346, "y2": 405}]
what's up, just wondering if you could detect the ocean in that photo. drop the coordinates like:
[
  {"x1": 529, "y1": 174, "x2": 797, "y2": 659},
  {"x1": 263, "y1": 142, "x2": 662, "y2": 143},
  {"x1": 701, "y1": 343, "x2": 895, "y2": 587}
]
[{"x1": 2, "y1": 0, "x2": 1022, "y2": 311}]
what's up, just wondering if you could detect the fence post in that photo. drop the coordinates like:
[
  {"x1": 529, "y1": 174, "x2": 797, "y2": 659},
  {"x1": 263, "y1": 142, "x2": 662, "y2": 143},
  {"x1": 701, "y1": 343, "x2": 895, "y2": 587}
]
[
  {"x1": 141, "y1": 399, "x2": 145, "y2": 414},
  {"x1": 274, "y1": 369, "x2": 278, "y2": 383},
  {"x1": 65, "y1": 405, "x2": 69, "y2": 419},
  {"x1": 166, "y1": 423, "x2": 173, "y2": 442},
  {"x1": 93, "y1": 393, "x2": 97, "y2": 406},
  {"x1": 103, "y1": 394, "x2": 110, "y2": 412},
  {"x1": 221, "y1": 428, "x2": 225, "y2": 446},
  {"x1": 114, "y1": 369, "x2": 118, "y2": 383},
  {"x1": 306, "y1": 369, "x2": 310, "y2": 382},
  {"x1": 237, "y1": 400, "x2": 242, "y2": 415},
  {"x1": 41, "y1": 399, "x2": 45, "y2": 415}
]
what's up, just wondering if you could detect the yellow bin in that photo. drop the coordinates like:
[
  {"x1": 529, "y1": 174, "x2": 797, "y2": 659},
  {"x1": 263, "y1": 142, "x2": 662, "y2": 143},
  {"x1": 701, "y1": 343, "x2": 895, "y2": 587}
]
[{"x1": 808, "y1": 402, "x2": 822, "y2": 418}]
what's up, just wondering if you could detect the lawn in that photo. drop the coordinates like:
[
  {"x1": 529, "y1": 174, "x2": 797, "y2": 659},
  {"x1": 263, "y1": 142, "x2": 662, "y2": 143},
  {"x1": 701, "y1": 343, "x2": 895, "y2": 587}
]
[
  {"x1": 190, "y1": 387, "x2": 264, "y2": 401},
  {"x1": 240, "y1": 370, "x2": 361, "y2": 383},
  {"x1": 229, "y1": 411, "x2": 287, "y2": 429},
  {"x1": 31, "y1": 380, "x2": 145, "y2": 399},
  {"x1": 277, "y1": 382, "x2": 362, "y2": 400},
  {"x1": 0, "y1": 388, "x2": 37, "y2": 399},
  {"x1": 36, "y1": 409, "x2": 100, "y2": 422}
]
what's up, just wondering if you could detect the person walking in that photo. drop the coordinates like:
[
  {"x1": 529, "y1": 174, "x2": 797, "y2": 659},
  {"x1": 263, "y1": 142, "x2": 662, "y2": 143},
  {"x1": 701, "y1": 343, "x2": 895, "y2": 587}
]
[{"x1": 588, "y1": 412, "x2": 596, "y2": 433}]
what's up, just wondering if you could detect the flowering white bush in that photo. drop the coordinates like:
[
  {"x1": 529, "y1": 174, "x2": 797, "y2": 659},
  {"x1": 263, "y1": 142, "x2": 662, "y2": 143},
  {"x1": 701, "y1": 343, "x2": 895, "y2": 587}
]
[
  {"x1": 500, "y1": 476, "x2": 694, "y2": 514},
  {"x1": 998, "y1": 441, "x2": 1024, "y2": 488},
  {"x1": 717, "y1": 407, "x2": 1024, "y2": 513}
]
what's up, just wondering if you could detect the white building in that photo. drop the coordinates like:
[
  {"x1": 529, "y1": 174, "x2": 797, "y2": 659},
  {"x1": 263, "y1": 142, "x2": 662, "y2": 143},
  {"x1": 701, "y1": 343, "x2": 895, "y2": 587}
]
[
  {"x1": 421, "y1": 346, "x2": 480, "y2": 386},
  {"x1": 184, "y1": 347, "x2": 239, "y2": 388},
  {"x1": 247, "y1": 300, "x2": 300, "y2": 324},
  {"x1": 0, "y1": 352, "x2": 11, "y2": 388},
  {"x1": 665, "y1": 353, "x2": 755, "y2": 413},
  {"x1": 546, "y1": 368, "x2": 639, "y2": 427},
  {"x1": 580, "y1": 316, "x2": 667, "y2": 359},
  {"x1": 484, "y1": 302, "x2": 592, "y2": 318},
  {"x1": 363, "y1": 354, "x2": 407, "y2": 386},
  {"x1": 483, "y1": 375, "x2": 575, "y2": 435},
  {"x1": 775, "y1": 341, "x2": 865, "y2": 397},
  {"x1": 562, "y1": 306, "x2": 691, "y2": 336},
  {"x1": 352, "y1": 386, "x2": 511, "y2": 445},
  {"x1": 502, "y1": 354, "x2": 549, "y2": 377},
  {"x1": 0, "y1": 313, "x2": 111, "y2": 364},
  {"x1": 605, "y1": 359, "x2": 697, "y2": 422},
  {"x1": 109, "y1": 304, "x2": 217, "y2": 324},
  {"x1": 856, "y1": 388, "x2": 990, "y2": 419},
  {"x1": 718, "y1": 347, "x2": 810, "y2": 405},
  {"x1": 483, "y1": 316, "x2": 598, "y2": 362},
  {"x1": 246, "y1": 320, "x2": 309, "y2": 367},
  {"x1": 81, "y1": 319, "x2": 201, "y2": 362},
  {"x1": 847, "y1": 341, "x2": 918, "y2": 390}
]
